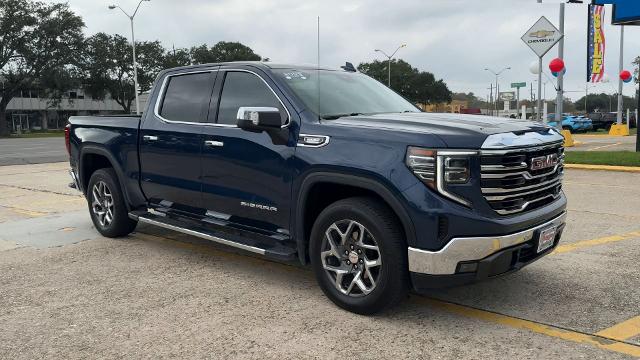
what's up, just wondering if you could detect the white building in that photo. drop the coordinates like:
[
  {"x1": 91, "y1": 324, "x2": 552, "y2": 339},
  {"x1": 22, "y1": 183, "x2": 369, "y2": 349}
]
[{"x1": 5, "y1": 88, "x2": 147, "y2": 133}]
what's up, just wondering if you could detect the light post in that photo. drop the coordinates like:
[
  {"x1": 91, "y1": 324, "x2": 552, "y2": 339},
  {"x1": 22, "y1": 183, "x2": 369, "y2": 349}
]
[
  {"x1": 375, "y1": 44, "x2": 407, "y2": 87},
  {"x1": 484, "y1": 67, "x2": 511, "y2": 117},
  {"x1": 109, "y1": 0, "x2": 150, "y2": 115}
]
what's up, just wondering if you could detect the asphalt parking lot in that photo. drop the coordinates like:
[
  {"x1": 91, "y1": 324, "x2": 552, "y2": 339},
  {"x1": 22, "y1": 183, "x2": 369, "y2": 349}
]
[
  {"x1": 0, "y1": 162, "x2": 639, "y2": 359},
  {"x1": 569, "y1": 134, "x2": 637, "y2": 152}
]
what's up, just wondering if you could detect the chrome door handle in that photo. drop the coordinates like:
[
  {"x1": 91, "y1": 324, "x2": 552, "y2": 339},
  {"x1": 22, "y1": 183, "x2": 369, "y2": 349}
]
[
  {"x1": 204, "y1": 140, "x2": 224, "y2": 147},
  {"x1": 143, "y1": 135, "x2": 158, "y2": 141}
]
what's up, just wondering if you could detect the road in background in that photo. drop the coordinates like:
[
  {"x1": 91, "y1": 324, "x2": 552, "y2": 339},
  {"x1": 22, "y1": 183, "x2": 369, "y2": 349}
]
[
  {"x1": 0, "y1": 163, "x2": 639, "y2": 359},
  {"x1": 0, "y1": 137, "x2": 67, "y2": 166}
]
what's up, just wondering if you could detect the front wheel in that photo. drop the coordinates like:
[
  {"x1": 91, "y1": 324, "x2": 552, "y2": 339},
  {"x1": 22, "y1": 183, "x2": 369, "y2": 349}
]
[
  {"x1": 87, "y1": 168, "x2": 137, "y2": 238},
  {"x1": 309, "y1": 197, "x2": 409, "y2": 314}
]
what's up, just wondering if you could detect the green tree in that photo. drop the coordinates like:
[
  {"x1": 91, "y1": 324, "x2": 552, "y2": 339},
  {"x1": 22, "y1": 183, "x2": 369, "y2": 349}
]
[
  {"x1": 358, "y1": 59, "x2": 451, "y2": 104},
  {"x1": 574, "y1": 93, "x2": 635, "y2": 113},
  {"x1": 0, "y1": 0, "x2": 84, "y2": 136},
  {"x1": 82, "y1": 33, "x2": 165, "y2": 113},
  {"x1": 190, "y1": 41, "x2": 261, "y2": 64},
  {"x1": 163, "y1": 47, "x2": 192, "y2": 69}
]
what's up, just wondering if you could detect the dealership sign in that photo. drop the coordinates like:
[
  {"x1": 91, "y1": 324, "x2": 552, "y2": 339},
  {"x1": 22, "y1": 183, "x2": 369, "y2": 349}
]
[
  {"x1": 587, "y1": 5, "x2": 606, "y2": 82},
  {"x1": 593, "y1": 0, "x2": 640, "y2": 25},
  {"x1": 521, "y1": 16, "x2": 564, "y2": 58}
]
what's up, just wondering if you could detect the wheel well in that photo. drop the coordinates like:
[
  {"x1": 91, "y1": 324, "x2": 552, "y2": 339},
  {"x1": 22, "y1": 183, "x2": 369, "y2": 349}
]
[
  {"x1": 302, "y1": 182, "x2": 405, "y2": 260},
  {"x1": 81, "y1": 153, "x2": 113, "y2": 193}
]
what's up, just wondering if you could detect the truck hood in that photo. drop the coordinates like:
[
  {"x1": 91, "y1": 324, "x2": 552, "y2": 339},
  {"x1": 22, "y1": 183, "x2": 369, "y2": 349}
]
[{"x1": 328, "y1": 112, "x2": 555, "y2": 148}]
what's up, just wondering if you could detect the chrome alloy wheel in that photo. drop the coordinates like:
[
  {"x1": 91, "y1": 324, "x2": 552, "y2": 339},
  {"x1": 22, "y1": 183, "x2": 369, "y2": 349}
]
[
  {"x1": 91, "y1": 181, "x2": 114, "y2": 227},
  {"x1": 320, "y1": 219, "x2": 382, "y2": 297}
]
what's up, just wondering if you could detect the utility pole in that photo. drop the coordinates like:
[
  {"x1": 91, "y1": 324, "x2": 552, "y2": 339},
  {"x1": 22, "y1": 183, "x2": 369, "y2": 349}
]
[
  {"x1": 109, "y1": 0, "x2": 151, "y2": 115},
  {"x1": 555, "y1": 2, "x2": 565, "y2": 128},
  {"x1": 489, "y1": 83, "x2": 494, "y2": 116},
  {"x1": 485, "y1": 67, "x2": 510, "y2": 117},
  {"x1": 375, "y1": 44, "x2": 407, "y2": 88},
  {"x1": 617, "y1": 26, "x2": 625, "y2": 125}
]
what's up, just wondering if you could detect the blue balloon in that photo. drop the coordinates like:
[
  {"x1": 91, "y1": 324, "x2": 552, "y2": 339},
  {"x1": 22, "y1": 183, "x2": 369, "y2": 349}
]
[
  {"x1": 552, "y1": 68, "x2": 567, "y2": 77},
  {"x1": 623, "y1": 77, "x2": 633, "y2": 83}
]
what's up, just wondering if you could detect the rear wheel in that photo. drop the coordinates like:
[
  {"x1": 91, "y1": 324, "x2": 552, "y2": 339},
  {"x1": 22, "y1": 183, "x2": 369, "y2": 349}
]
[
  {"x1": 87, "y1": 168, "x2": 137, "y2": 238},
  {"x1": 310, "y1": 197, "x2": 408, "y2": 314}
]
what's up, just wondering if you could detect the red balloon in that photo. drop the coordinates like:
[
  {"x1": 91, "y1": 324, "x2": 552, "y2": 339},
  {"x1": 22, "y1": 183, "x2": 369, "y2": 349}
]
[
  {"x1": 620, "y1": 70, "x2": 632, "y2": 81},
  {"x1": 549, "y1": 58, "x2": 565, "y2": 73}
]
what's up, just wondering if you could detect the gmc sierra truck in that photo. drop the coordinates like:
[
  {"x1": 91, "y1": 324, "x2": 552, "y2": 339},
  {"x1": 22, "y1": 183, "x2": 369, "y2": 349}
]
[{"x1": 67, "y1": 62, "x2": 567, "y2": 314}]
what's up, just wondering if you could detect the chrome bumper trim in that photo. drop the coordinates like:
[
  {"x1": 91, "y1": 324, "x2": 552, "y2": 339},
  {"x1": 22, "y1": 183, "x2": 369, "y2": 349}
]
[{"x1": 408, "y1": 212, "x2": 567, "y2": 275}]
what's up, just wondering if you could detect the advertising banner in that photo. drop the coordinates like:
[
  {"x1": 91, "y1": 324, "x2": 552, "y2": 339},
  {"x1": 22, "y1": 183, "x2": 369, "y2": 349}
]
[{"x1": 587, "y1": 5, "x2": 606, "y2": 83}]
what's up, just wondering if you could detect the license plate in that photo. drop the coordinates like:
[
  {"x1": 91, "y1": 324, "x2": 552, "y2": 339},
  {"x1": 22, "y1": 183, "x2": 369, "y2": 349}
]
[{"x1": 537, "y1": 227, "x2": 557, "y2": 253}]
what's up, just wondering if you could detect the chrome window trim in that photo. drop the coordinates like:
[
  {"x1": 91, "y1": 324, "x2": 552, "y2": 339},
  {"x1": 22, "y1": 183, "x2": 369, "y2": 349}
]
[
  {"x1": 153, "y1": 70, "x2": 218, "y2": 126},
  {"x1": 153, "y1": 68, "x2": 291, "y2": 129},
  {"x1": 217, "y1": 69, "x2": 291, "y2": 129}
]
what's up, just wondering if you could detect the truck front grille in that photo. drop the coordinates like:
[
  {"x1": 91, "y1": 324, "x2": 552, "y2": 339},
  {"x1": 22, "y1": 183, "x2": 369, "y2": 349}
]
[{"x1": 480, "y1": 142, "x2": 564, "y2": 215}]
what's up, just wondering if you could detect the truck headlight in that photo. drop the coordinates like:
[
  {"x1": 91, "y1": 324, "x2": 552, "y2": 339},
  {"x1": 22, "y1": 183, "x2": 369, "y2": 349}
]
[{"x1": 406, "y1": 147, "x2": 476, "y2": 207}]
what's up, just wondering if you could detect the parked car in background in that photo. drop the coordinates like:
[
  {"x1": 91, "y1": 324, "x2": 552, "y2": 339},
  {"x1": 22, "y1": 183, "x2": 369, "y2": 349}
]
[
  {"x1": 588, "y1": 112, "x2": 617, "y2": 131},
  {"x1": 547, "y1": 114, "x2": 580, "y2": 132},
  {"x1": 574, "y1": 115, "x2": 593, "y2": 132}
]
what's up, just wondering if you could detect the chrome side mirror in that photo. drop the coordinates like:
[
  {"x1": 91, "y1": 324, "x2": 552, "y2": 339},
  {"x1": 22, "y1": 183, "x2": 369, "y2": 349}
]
[{"x1": 236, "y1": 107, "x2": 284, "y2": 130}]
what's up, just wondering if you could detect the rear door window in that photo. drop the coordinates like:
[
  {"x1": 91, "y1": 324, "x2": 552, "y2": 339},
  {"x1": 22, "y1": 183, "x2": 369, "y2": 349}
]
[{"x1": 160, "y1": 72, "x2": 214, "y2": 123}]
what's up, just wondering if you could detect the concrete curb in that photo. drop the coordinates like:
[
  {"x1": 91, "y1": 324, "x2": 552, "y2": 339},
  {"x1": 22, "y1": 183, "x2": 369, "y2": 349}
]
[{"x1": 565, "y1": 163, "x2": 640, "y2": 173}]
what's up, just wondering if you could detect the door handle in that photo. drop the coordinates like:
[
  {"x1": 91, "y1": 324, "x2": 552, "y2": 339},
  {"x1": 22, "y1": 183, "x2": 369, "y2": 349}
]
[
  {"x1": 204, "y1": 140, "x2": 224, "y2": 147},
  {"x1": 143, "y1": 135, "x2": 158, "y2": 141}
]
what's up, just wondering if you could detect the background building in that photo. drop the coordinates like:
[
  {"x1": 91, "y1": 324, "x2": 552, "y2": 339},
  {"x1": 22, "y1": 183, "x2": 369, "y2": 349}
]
[{"x1": 5, "y1": 89, "x2": 147, "y2": 134}]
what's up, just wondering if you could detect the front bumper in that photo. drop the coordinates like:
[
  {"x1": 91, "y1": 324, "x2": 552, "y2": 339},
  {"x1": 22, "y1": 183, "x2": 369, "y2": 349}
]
[{"x1": 408, "y1": 211, "x2": 566, "y2": 288}]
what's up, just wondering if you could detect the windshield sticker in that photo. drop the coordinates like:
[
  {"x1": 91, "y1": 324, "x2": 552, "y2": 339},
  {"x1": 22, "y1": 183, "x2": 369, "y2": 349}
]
[{"x1": 283, "y1": 72, "x2": 308, "y2": 80}]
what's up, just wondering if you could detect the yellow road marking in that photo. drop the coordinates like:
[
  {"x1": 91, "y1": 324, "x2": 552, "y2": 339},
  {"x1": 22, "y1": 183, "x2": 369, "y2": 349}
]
[
  {"x1": 587, "y1": 142, "x2": 623, "y2": 151},
  {"x1": 10, "y1": 208, "x2": 47, "y2": 217},
  {"x1": 596, "y1": 316, "x2": 640, "y2": 341},
  {"x1": 564, "y1": 164, "x2": 640, "y2": 173},
  {"x1": 133, "y1": 231, "x2": 640, "y2": 357},
  {"x1": 422, "y1": 299, "x2": 640, "y2": 358},
  {"x1": 553, "y1": 231, "x2": 640, "y2": 254}
]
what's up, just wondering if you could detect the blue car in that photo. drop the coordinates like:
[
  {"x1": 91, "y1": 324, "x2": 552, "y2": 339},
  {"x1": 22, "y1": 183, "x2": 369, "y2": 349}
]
[
  {"x1": 547, "y1": 114, "x2": 580, "y2": 132},
  {"x1": 575, "y1": 115, "x2": 593, "y2": 131}
]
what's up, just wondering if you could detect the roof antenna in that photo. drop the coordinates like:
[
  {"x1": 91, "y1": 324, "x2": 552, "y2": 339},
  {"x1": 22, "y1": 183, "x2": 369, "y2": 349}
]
[
  {"x1": 341, "y1": 62, "x2": 357, "y2": 72},
  {"x1": 317, "y1": 16, "x2": 321, "y2": 120}
]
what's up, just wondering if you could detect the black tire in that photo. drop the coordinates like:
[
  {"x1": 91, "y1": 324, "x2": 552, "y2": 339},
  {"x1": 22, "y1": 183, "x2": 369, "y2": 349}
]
[
  {"x1": 86, "y1": 168, "x2": 137, "y2": 238},
  {"x1": 309, "y1": 197, "x2": 409, "y2": 314}
]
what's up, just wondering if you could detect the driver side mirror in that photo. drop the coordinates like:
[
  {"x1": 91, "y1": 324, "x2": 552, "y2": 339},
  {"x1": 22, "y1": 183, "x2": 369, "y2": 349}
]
[{"x1": 237, "y1": 107, "x2": 285, "y2": 131}]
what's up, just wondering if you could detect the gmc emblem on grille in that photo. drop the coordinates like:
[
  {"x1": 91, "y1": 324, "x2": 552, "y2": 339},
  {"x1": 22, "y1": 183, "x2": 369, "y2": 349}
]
[{"x1": 530, "y1": 154, "x2": 559, "y2": 171}]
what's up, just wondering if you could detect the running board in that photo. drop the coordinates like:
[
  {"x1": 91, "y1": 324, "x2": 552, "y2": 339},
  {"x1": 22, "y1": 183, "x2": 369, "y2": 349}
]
[{"x1": 129, "y1": 211, "x2": 297, "y2": 261}]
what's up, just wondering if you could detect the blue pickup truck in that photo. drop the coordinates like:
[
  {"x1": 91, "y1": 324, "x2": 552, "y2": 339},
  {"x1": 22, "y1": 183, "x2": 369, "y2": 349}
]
[{"x1": 66, "y1": 62, "x2": 567, "y2": 314}]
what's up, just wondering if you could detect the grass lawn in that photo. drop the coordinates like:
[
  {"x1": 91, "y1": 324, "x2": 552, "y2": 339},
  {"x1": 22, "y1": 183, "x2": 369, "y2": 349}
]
[
  {"x1": 9, "y1": 130, "x2": 65, "y2": 138},
  {"x1": 565, "y1": 151, "x2": 640, "y2": 167}
]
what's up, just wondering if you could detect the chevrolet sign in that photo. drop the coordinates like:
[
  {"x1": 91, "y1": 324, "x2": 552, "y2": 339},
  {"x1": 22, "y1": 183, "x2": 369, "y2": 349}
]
[{"x1": 522, "y1": 16, "x2": 564, "y2": 58}]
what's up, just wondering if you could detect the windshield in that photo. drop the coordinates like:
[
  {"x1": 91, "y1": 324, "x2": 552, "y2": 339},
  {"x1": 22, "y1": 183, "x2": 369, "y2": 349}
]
[{"x1": 273, "y1": 69, "x2": 420, "y2": 119}]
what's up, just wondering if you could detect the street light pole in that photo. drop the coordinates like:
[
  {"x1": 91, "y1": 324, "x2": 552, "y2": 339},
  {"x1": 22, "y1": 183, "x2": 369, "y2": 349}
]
[
  {"x1": 375, "y1": 44, "x2": 407, "y2": 88},
  {"x1": 484, "y1": 67, "x2": 511, "y2": 117},
  {"x1": 109, "y1": 0, "x2": 150, "y2": 115}
]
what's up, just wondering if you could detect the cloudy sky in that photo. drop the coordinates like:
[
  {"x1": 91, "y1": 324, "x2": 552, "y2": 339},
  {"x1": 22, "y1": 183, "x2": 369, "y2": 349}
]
[{"x1": 60, "y1": 0, "x2": 640, "y2": 100}]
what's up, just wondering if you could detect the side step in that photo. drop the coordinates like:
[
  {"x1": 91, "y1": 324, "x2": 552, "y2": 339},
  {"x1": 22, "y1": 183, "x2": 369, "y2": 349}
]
[{"x1": 129, "y1": 211, "x2": 297, "y2": 262}]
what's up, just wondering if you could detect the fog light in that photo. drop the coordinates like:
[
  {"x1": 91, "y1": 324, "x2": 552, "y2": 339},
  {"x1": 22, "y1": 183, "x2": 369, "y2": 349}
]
[{"x1": 457, "y1": 262, "x2": 478, "y2": 274}]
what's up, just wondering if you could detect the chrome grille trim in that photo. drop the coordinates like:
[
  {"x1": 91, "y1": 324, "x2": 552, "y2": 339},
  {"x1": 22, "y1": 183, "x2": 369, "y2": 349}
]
[
  {"x1": 481, "y1": 164, "x2": 563, "y2": 180},
  {"x1": 483, "y1": 179, "x2": 563, "y2": 200},
  {"x1": 480, "y1": 140, "x2": 564, "y2": 215}
]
